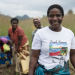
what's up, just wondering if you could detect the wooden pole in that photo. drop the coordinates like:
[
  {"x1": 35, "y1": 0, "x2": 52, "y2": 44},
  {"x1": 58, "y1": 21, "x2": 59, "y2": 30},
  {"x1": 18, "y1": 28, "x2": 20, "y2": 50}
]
[{"x1": 15, "y1": 54, "x2": 21, "y2": 75}]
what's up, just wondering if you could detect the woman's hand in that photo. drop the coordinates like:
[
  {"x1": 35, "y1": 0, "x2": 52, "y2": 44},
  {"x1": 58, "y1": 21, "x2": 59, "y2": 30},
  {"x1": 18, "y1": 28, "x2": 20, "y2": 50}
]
[
  {"x1": 15, "y1": 35, "x2": 23, "y2": 51},
  {"x1": 7, "y1": 40, "x2": 13, "y2": 46},
  {"x1": 70, "y1": 49, "x2": 75, "y2": 69},
  {"x1": 14, "y1": 50, "x2": 18, "y2": 54},
  {"x1": 8, "y1": 40, "x2": 12, "y2": 44}
]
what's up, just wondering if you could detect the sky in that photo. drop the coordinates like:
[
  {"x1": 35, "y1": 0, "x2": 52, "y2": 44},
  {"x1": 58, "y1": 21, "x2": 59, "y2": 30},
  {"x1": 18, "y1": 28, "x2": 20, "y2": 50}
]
[{"x1": 0, "y1": 0, "x2": 75, "y2": 18}]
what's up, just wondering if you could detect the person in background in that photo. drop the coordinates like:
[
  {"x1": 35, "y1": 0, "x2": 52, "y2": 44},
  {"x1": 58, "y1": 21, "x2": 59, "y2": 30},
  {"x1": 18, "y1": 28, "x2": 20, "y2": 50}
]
[
  {"x1": 0, "y1": 36, "x2": 13, "y2": 72},
  {"x1": 8, "y1": 18, "x2": 30, "y2": 75},
  {"x1": 32, "y1": 17, "x2": 43, "y2": 41},
  {"x1": 29, "y1": 4, "x2": 75, "y2": 75}
]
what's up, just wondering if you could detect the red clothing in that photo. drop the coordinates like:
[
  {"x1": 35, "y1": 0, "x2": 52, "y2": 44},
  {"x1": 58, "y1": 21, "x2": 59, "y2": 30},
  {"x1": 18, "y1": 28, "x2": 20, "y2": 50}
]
[{"x1": 8, "y1": 26, "x2": 28, "y2": 50}]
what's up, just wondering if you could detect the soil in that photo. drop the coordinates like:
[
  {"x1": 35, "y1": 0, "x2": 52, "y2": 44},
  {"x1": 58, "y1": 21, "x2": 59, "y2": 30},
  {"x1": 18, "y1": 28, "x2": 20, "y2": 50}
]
[{"x1": 0, "y1": 64, "x2": 15, "y2": 75}]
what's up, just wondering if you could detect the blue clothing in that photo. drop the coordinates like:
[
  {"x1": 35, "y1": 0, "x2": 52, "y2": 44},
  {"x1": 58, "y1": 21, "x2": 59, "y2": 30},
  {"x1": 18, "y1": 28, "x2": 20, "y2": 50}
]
[
  {"x1": 0, "y1": 36, "x2": 12, "y2": 65},
  {"x1": 32, "y1": 26, "x2": 43, "y2": 41},
  {"x1": 0, "y1": 52, "x2": 12, "y2": 64},
  {"x1": 0, "y1": 36, "x2": 10, "y2": 40},
  {"x1": 35, "y1": 61, "x2": 70, "y2": 75}
]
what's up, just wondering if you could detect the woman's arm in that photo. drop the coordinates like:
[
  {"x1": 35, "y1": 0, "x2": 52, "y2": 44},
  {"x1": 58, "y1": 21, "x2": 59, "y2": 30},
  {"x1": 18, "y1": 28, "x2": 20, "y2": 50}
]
[
  {"x1": 70, "y1": 49, "x2": 75, "y2": 69},
  {"x1": 28, "y1": 50, "x2": 40, "y2": 75},
  {"x1": 8, "y1": 34, "x2": 14, "y2": 46},
  {"x1": 16, "y1": 35, "x2": 23, "y2": 51}
]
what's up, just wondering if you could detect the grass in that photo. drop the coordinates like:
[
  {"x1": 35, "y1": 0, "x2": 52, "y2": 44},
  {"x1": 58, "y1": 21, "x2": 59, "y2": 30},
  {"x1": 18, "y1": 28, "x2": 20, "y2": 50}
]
[
  {"x1": 6, "y1": 69, "x2": 12, "y2": 74},
  {"x1": 0, "y1": 14, "x2": 75, "y2": 47}
]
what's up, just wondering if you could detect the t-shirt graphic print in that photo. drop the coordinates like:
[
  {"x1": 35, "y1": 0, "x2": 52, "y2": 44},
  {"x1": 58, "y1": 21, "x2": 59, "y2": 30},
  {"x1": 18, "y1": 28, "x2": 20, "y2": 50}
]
[{"x1": 49, "y1": 42, "x2": 68, "y2": 56}]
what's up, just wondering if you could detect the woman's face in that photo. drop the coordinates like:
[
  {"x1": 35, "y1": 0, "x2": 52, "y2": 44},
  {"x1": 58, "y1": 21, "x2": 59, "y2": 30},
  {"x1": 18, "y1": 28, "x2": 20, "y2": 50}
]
[
  {"x1": 34, "y1": 21, "x2": 41, "y2": 29},
  {"x1": 11, "y1": 20, "x2": 18, "y2": 29},
  {"x1": 48, "y1": 8, "x2": 63, "y2": 29}
]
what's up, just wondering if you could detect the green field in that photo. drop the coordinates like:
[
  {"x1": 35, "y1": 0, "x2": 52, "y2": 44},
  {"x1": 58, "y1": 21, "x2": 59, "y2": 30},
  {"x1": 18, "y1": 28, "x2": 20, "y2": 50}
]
[{"x1": 0, "y1": 14, "x2": 75, "y2": 47}]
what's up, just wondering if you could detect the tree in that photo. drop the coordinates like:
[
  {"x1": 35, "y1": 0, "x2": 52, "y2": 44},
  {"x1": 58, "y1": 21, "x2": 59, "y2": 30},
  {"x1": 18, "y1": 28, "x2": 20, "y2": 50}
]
[
  {"x1": 68, "y1": 9, "x2": 73, "y2": 15},
  {"x1": 43, "y1": 15, "x2": 46, "y2": 18}
]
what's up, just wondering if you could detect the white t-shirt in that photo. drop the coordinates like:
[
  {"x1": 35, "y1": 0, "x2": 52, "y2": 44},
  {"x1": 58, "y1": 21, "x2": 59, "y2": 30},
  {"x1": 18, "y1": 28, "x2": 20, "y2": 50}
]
[{"x1": 32, "y1": 26, "x2": 75, "y2": 69}]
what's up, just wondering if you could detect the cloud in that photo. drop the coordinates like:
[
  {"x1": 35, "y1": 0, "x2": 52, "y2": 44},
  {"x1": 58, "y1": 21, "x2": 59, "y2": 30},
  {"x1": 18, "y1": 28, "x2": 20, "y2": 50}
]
[{"x1": 0, "y1": 0, "x2": 75, "y2": 17}]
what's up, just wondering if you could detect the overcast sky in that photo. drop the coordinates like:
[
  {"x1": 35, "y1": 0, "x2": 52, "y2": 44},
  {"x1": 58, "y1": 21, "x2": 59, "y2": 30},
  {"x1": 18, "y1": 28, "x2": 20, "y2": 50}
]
[{"x1": 0, "y1": 0, "x2": 75, "y2": 18}]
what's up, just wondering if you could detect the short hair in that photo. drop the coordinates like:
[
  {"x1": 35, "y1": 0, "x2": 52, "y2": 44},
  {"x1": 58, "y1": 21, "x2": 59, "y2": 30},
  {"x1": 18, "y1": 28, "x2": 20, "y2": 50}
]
[
  {"x1": 10, "y1": 18, "x2": 19, "y2": 23},
  {"x1": 47, "y1": 4, "x2": 64, "y2": 17}
]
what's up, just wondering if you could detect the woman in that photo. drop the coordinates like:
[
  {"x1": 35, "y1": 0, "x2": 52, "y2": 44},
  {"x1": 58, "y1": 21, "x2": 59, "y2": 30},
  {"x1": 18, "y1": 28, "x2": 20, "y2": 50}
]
[
  {"x1": 8, "y1": 18, "x2": 30, "y2": 75},
  {"x1": 0, "y1": 36, "x2": 13, "y2": 71},
  {"x1": 29, "y1": 4, "x2": 75, "y2": 75},
  {"x1": 32, "y1": 17, "x2": 43, "y2": 41}
]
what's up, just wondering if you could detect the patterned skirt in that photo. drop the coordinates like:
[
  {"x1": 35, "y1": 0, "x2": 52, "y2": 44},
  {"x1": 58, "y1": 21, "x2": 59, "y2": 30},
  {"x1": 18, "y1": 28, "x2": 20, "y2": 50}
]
[
  {"x1": 15, "y1": 41, "x2": 30, "y2": 74},
  {"x1": 35, "y1": 61, "x2": 70, "y2": 75},
  {"x1": 0, "y1": 51, "x2": 12, "y2": 65}
]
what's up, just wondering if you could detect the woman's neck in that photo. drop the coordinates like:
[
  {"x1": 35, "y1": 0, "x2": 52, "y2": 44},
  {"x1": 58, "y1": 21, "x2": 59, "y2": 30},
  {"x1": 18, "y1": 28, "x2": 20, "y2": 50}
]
[
  {"x1": 49, "y1": 26, "x2": 62, "y2": 32},
  {"x1": 12, "y1": 28, "x2": 16, "y2": 33}
]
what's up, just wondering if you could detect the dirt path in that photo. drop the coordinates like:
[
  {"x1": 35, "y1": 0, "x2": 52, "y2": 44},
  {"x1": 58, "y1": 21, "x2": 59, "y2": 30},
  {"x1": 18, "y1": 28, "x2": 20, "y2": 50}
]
[{"x1": 0, "y1": 64, "x2": 15, "y2": 75}]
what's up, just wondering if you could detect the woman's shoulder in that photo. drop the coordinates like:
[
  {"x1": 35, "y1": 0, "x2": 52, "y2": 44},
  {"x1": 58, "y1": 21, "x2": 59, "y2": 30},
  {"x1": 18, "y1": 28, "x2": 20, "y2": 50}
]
[
  {"x1": 62, "y1": 26, "x2": 74, "y2": 35},
  {"x1": 37, "y1": 26, "x2": 48, "y2": 32},
  {"x1": 17, "y1": 26, "x2": 24, "y2": 31},
  {"x1": 8, "y1": 27, "x2": 12, "y2": 31},
  {"x1": 35, "y1": 26, "x2": 48, "y2": 36}
]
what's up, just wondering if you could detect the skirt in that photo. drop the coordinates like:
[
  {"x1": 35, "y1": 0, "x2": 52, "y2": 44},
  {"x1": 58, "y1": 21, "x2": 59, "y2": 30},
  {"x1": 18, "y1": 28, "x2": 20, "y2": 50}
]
[
  {"x1": 35, "y1": 61, "x2": 70, "y2": 75},
  {"x1": 15, "y1": 41, "x2": 30, "y2": 74},
  {"x1": 0, "y1": 52, "x2": 13, "y2": 65}
]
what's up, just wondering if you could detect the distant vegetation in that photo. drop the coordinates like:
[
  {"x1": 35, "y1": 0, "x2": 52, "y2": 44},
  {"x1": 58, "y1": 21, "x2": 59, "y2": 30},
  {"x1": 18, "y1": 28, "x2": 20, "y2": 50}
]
[
  {"x1": 68, "y1": 9, "x2": 73, "y2": 15},
  {"x1": 0, "y1": 14, "x2": 75, "y2": 47}
]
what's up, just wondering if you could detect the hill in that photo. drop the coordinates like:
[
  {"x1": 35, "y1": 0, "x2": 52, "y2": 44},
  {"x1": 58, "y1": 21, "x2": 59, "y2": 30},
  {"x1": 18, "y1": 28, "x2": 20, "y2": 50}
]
[
  {"x1": 0, "y1": 14, "x2": 30, "y2": 20},
  {"x1": 15, "y1": 15, "x2": 30, "y2": 20},
  {"x1": 0, "y1": 14, "x2": 12, "y2": 18}
]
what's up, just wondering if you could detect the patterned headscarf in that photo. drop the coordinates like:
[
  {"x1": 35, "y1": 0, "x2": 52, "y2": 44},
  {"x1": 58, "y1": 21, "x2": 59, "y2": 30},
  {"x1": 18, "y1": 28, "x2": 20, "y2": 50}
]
[{"x1": 33, "y1": 17, "x2": 41, "y2": 22}]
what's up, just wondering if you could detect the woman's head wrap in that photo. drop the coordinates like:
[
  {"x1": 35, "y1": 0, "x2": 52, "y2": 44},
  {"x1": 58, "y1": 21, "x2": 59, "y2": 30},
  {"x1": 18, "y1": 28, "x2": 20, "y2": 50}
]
[
  {"x1": 0, "y1": 37, "x2": 8, "y2": 43},
  {"x1": 33, "y1": 17, "x2": 41, "y2": 22}
]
